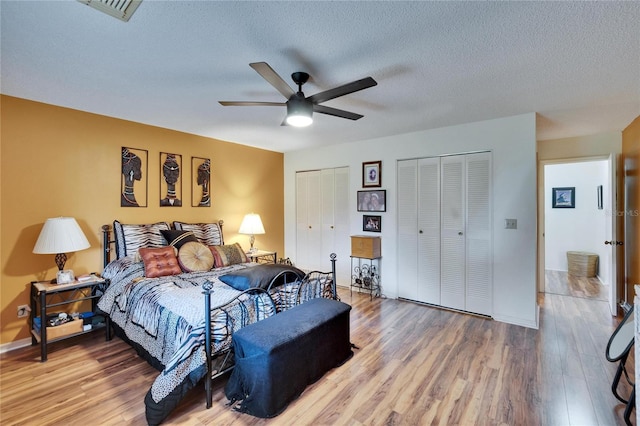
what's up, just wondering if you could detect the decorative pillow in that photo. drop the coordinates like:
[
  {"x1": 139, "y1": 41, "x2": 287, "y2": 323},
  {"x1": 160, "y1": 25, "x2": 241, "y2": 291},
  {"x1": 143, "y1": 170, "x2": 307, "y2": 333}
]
[
  {"x1": 113, "y1": 220, "x2": 171, "y2": 259},
  {"x1": 219, "y1": 264, "x2": 305, "y2": 291},
  {"x1": 160, "y1": 230, "x2": 199, "y2": 249},
  {"x1": 209, "y1": 243, "x2": 249, "y2": 268},
  {"x1": 173, "y1": 222, "x2": 223, "y2": 246},
  {"x1": 178, "y1": 241, "x2": 214, "y2": 272},
  {"x1": 138, "y1": 246, "x2": 182, "y2": 278},
  {"x1": 134, "y1": 246, "x2": 177, "y2": 263}
]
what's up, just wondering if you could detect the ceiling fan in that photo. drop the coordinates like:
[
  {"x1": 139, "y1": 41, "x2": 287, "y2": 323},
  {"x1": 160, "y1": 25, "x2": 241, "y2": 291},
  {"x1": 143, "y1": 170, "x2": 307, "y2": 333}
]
[{"x1": 219, "y1": 62, "x2": 377, "y2": 127}]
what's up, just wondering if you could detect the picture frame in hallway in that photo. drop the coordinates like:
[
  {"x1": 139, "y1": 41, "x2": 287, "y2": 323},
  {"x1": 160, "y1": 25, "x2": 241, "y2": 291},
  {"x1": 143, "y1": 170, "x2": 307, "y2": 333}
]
[{"x1": 552, "y1": 187, "x2": 575, "y2": 208}]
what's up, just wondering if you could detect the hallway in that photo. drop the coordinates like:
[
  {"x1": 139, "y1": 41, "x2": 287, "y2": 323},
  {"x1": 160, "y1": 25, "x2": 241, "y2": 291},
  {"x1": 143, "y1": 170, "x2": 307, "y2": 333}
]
[{"x1": 545, "y1": 269, "x2": 608, "y2": 301}]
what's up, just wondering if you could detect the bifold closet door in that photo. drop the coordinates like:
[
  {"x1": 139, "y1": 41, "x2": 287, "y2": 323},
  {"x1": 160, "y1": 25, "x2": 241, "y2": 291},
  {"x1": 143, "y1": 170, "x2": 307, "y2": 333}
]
[
  {"x1": 440, "y1": 152, "x2": 492, "y2": 314},
  {"x1": 464, "y1": 153, "x2": 492, "y2": 316},
  {"x1": 321, "y1": 167, "x2": 350, "y2": 282},
  {"x1": 417, "y1": 157, "x2": 441, "y2": 304},
  {"x1": 296, "y1": 170, "x2": 322, "y2": 271},
  {"x1": 440, "y1": 155, "x2": 466, "y2": 311},
  {"x1": 397, "y1": 157, "x2": 441, "y2": 304},
  {"x1": 397, "y1": 160, "x2": 419, "y2": 300}
]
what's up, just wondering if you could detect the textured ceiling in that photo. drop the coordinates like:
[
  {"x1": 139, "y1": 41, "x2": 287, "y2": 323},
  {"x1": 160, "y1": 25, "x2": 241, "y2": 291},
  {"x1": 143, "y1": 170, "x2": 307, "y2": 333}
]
[{"x1": 1, "y1": 1, "x2": 639, "y2": 153}]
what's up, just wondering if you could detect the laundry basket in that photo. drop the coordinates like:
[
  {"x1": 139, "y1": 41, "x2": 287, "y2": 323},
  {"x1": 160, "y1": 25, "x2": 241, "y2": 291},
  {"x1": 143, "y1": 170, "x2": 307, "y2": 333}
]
[{"x1": 566, "y1": 251, "x2": 598, "y2": 277}]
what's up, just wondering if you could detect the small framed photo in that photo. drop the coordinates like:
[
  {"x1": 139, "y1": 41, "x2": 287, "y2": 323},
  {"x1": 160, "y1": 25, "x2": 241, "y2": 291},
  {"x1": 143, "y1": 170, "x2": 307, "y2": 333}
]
[
  {"x1": 357, "y1": 190, "x2": 386, "y2": 212},
  {"x1": 362, "y1": 161, "x2": 381, "y2": 188},
  {"x1": 363, "y1": 215, "x2": 381, "y2": 232},
  {"x1": 552, "y1": 187, "x2": 575, "y2": 208}
]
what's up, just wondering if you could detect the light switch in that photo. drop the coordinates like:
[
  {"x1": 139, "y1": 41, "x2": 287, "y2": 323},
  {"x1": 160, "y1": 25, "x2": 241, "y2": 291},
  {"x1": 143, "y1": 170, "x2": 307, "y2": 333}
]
[{"x1": 505, "y1": 219, "x2": 517, "y2": 229}]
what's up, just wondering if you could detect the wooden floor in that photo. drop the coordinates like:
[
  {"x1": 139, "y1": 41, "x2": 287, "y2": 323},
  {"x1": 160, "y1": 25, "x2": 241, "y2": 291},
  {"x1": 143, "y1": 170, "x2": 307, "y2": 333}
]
[
  {"x1": 545, "y1": 270, "x2": 608, "y2": 301},
  {"x1": 0, "y1": 286, "x2": 634, "y2": 426}
]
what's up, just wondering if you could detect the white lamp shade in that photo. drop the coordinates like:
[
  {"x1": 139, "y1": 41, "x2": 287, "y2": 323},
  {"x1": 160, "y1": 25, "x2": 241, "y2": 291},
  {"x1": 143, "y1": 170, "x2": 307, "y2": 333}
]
[
  {"x1": 238, "y1": 213, "x2": 265, "y2": 235},
  {"x1": 33, "y1": 217, "x2": 90, "y2": 254}
]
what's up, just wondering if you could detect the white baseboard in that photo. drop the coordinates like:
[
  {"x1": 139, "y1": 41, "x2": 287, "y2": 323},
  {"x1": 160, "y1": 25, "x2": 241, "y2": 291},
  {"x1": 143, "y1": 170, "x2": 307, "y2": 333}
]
[{"x1": 0, "y1": 337, "x2": 32, "y2": 354}]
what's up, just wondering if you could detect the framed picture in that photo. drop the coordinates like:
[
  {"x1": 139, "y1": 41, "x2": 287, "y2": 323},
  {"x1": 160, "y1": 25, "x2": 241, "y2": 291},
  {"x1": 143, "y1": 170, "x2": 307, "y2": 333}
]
[
  {"x1": 362, "y1": 161, "x2": 381, "y2": 188},
  {"x1": 552, "y1": 187, "x2": 575, "y2": 208},
  {"x1": 363, "y1": 215, "x2": 381, "y2": 232},
  {"x1": 597, "y1": 185, "x2": 603, "y2": 210},
  {"x1": 160, "y1": 152, "x2": 182, "y2": 207},
  {"x1": 192, "y1": 157, "x2": 211, "y2": 207},
  {"x1": 357, "y1": 190, "x2": 386, "y2": 212},
  {"x1": 121, "y1": 147, "x2": 148, "y2": 207}
]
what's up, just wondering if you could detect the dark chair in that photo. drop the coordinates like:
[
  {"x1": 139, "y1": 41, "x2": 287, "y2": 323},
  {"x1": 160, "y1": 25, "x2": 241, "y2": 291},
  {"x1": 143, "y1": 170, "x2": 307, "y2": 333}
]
[{"x1": 605, "y1": 307, "x2": 635, "y2": 425}]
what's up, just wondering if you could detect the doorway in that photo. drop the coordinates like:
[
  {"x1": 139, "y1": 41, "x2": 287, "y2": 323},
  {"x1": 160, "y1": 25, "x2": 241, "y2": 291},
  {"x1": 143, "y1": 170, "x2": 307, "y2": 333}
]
[{"x1": 539, "y1": 158, "x2": 615, "y2": 310}]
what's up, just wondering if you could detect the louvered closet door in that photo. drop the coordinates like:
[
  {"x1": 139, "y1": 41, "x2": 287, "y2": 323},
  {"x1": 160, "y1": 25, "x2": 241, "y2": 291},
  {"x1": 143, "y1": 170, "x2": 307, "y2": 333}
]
[
  {"x1": 321, "y1": 169, "x2": 336, "y2": 272},
  {"x1": 465, "y1": 153, "x2": 492, "y2": 315},
  {"x1": 296, "y1": 171, "x2": 322, "y2": 271},
  {"x1": 440, "y1": 156, "x2": 466, "y2": 311},
  {"x1": 417, "y1": 157, "x2": 441, "y2": 304},
  {"x1": 397, "y1": 160, "x2": 419, "y2": 300},
  {"x1": 332, "y1": 167, "x2": 350, "y2": 284},
  {"x1": 320, "y1": 167, "x2": 349, "y2": 280}
]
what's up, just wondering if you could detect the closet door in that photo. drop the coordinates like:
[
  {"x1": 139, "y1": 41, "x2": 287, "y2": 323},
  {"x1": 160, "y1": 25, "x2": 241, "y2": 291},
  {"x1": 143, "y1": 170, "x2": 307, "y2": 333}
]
[
  {"x1": 397, "y1": 160, "x2": 418, "y2": 300},
  {"x1": 296, "y1": 171, "x2": 322, "y2": 271},
  {"x1": 440, "y1": 155, "x2": 466, "y2": 311},
  {"x1": 320, "y1": 167, "x2": 350, "y2": 281},
  {"x1": 321, "y1": 169, "x2": 336, "y2": 272},
  {"x1": 465, "y1": 152, "x2": 492, "y2": 315},
  {"x1": 417, "y1": 157, "x2": 441, "y2": 304},
  {"x1": 332, "y1": 167, "x2": 350, "y2": 284}
]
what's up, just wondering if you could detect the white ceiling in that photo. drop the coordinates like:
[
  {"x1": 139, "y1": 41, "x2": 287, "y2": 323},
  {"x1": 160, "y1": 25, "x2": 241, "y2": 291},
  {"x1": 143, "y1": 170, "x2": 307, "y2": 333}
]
[{"x1": 1, "y1": 1, "x2": 639, "y2": 153}]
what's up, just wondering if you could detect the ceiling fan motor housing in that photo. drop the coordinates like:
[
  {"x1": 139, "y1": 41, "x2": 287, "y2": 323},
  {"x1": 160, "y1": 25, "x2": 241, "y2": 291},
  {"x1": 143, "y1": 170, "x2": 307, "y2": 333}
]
[{"x1": 286, "y1": 93, "x2": 313, "y2": 126}]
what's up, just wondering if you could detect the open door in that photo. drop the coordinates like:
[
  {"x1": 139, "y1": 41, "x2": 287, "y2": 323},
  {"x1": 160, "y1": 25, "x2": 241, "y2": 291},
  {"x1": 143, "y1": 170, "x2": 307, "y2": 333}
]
[{"x1": 605, "y1": 153, "x2": 619, "y2": 315}]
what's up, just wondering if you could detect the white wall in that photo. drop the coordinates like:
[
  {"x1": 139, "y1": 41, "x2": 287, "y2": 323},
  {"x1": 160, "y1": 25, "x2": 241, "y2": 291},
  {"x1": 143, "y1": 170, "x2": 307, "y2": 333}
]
[
  {"x1": 544, "y1": 161, "x2": 609, "y2": 283},
  {"x1": 284, "y1": 113, "x2": 538, "y2": 328}
]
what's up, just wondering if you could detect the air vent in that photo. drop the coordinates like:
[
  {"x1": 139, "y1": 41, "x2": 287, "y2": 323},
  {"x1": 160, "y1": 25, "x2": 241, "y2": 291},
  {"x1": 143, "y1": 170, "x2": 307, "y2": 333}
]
[{"x1": 77, "y1": 0, "x2": 142, "y2": 22}]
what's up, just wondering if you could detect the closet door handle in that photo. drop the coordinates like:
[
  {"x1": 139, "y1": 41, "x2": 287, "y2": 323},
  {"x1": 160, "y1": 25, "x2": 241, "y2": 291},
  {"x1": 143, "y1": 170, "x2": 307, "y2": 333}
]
[
  {"x1": 419, "y1": 230, "x2": 423, "y2": 234},
  {"x1": 458, "y1": 231, "x2": 463, "y2": 236}
]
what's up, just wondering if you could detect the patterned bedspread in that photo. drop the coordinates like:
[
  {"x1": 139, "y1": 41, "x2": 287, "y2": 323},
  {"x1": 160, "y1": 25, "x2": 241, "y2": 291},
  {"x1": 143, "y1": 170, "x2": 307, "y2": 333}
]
[
  {"x1": 97, "y1": 258, "x2": 271, "y2": 423},
  {"x1": 97, "y1": 257, "x2": 333, "y2": 425}
]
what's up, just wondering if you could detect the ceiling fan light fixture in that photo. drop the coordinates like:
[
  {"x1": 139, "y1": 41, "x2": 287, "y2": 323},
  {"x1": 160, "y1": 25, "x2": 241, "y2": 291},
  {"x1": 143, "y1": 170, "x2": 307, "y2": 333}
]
[{"x1": 286, "y1": 95, "x2": 313, "y2": 127}]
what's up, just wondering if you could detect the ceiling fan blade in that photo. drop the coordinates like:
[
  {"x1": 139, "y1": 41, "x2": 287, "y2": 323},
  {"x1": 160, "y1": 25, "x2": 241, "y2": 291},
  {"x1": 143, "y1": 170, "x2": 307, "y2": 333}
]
[
  {"x1": 308, "y1": 77, "x2": 377, "y2": 104},
  {"x1": 313, "y1": 104, "x2": 363, "y2": 120},
  {"x1": 219, "y1": 101, "x2": 285, "y2": 106},
  {"x1": 250, "y1": 62, "x2": 296, "y2": 99}
]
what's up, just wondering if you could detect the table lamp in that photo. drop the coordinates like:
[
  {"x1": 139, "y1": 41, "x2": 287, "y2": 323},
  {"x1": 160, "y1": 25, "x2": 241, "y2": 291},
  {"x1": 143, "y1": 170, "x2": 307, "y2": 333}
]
[
  {"x1": 238, "y1": 213, "x2": 265, "y2": 253},
  {"x1": 33, "y1": 217, "x2": 90, "y2": 284}
]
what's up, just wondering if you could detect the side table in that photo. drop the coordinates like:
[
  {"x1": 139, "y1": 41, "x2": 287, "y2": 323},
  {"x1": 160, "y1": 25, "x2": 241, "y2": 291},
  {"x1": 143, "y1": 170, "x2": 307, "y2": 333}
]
[{"x1": 30, "y1": 275, "x2": 110, "y2": 361}]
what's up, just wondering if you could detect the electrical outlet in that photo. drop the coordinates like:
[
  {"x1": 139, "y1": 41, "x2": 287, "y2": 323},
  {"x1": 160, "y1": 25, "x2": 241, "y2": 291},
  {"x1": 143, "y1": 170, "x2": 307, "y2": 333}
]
[
  {"x1": 505, "y1": 218, "x2": 517, "y2": 230},
  {"x1": 17, "y1": 304, "x2": 30, "y2": 318}
]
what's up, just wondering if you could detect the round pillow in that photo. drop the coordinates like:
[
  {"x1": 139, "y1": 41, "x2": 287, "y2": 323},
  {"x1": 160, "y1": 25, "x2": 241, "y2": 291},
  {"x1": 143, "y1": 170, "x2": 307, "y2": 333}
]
[{"x1": 178, "y1": 241, "x2": 214, "y2": 272}]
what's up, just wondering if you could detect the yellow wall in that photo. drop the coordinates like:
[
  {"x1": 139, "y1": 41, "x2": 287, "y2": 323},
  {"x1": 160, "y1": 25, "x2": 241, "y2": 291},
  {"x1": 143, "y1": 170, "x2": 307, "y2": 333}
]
[{"x1": 0, "y1": 95, "x2": 284, "y2": 345}]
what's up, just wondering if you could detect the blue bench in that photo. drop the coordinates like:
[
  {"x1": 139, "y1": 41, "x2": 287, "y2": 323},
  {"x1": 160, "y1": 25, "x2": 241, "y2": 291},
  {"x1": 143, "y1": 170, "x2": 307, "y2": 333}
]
[{"x1": 225, "y1": 297, "x2": 352, "y2": 417}]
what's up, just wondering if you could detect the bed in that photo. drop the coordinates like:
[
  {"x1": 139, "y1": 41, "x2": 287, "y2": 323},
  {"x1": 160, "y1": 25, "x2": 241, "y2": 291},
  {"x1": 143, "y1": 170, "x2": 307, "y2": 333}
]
[{"x1": 97, "y1": 220, "x2": 336, "y2": 425}]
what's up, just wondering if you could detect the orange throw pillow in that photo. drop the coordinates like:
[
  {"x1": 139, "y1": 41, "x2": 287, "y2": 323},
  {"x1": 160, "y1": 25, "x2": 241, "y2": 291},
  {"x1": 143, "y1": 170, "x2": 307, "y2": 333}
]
[{"x1": 138, "y1": 246, "x2": 182, "y2": 278}]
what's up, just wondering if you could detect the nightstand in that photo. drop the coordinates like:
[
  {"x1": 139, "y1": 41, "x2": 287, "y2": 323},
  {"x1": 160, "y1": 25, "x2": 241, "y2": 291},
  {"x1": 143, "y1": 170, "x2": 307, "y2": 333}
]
[
  {"x1": 30, "y1": 275, "x2": 110, "y2": 361},
  {"x1": 246, "y1": 249, "x2": 277, "y2": 264}
]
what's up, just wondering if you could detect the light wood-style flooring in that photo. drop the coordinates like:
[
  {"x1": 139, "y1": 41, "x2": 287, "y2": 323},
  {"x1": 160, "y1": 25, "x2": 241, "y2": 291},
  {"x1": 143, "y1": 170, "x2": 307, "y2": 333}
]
[
  {"x1": 0, "y1": 286, "x2": 634, "y2": 425},
  {"x1": 545, "y1": 270, "x2": 608, "y2": 301}
]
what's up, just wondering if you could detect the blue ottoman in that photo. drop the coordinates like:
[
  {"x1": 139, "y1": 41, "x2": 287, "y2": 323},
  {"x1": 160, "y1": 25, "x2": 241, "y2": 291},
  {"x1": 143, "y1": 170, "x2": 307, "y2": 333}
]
[{"x1": 225, "y1": 298, "x2": 352, "y2": 417}]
